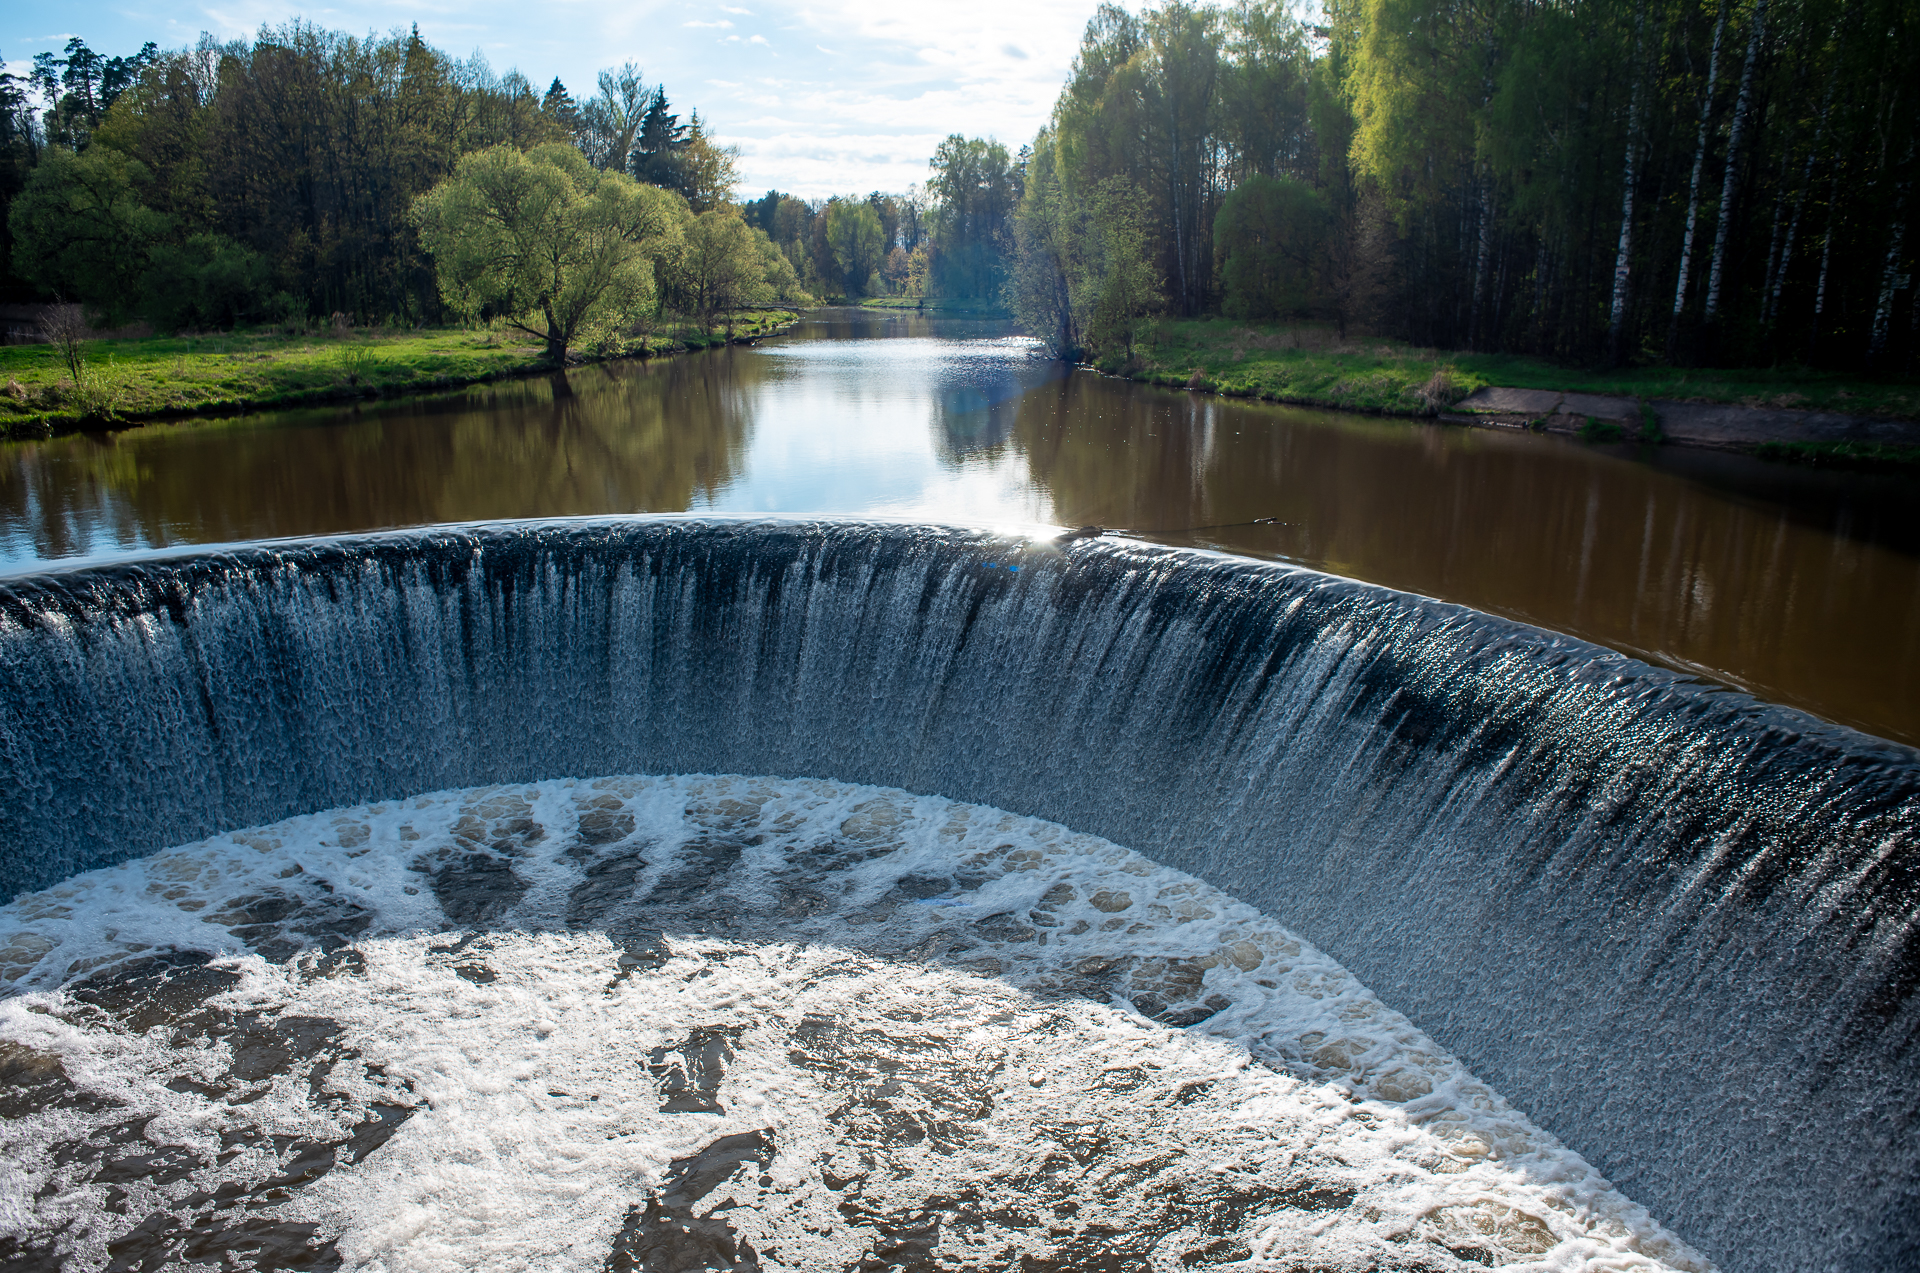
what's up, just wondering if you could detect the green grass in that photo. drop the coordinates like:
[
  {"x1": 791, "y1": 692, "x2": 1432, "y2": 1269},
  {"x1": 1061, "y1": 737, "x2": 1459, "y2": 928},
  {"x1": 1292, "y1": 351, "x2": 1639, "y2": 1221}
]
[
  {"x1": 1121, "y1": 319, "x2": 1484, "y2": 416},
  {"x1": 1752, "y1": 439, "x2": 1920, "y2": 474},
  {"x1": 856, "y1": 296, "x2": 1011, "y2": 316},
  {"x1": 1452, "y1": 351, "x2": 1920, "y2": 417},
  {"x1": 0, "y1": 310, "x2": 800, "y2": 437},
  {"x1": 1120, "y1": 317, "x2": 1920, "y2": 420}
]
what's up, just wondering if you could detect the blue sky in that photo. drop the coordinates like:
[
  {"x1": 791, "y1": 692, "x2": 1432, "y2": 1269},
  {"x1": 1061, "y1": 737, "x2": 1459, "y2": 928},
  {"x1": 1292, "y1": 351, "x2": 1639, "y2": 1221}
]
[{"x1": 4, "y1": 1, "x2": 1142, "y2": 198}]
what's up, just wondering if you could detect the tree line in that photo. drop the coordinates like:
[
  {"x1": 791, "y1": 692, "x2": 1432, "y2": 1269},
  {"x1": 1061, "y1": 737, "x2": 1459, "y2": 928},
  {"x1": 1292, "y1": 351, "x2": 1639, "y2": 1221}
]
[
  {"x1": 1001, "y1": 0, "x2": 1915, "y2": 373},
  {"x1": 8, "y1": 2, "x2": 1911, "y2": 376},
  {"x1": 735, "y1": 135, "x2": 1022, "y2": 306},
  {"x1": 0, "y1": 25, "x2": 804, "y2": 339}
]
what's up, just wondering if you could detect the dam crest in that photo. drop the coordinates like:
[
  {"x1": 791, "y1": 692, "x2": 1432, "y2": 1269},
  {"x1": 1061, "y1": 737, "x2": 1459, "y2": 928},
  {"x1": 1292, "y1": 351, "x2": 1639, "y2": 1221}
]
[{"x1": 0, "y1": 516, "x2": 1914, "y2": 1272}]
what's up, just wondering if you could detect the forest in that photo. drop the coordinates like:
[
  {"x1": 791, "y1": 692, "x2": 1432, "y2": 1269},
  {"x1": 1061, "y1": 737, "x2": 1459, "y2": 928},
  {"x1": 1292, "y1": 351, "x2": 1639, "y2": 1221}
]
[
  {"x1": 2, "y1": 0, "x2": 1916, "y2": 375},
  {"x1": 1004, "y1": 0, "x2": 1917, "y2": 372}
]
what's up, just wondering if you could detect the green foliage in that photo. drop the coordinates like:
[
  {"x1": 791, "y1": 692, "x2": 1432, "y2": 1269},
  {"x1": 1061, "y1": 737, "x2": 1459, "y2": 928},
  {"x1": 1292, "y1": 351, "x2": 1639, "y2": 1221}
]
[
  {"x1": 752, "y1": 228, "x2": 812, "y2": 306},
  {"x1": 0, "y1": 313, "x2": 801, "y2": 435},
  {"x1": 1638, "y1": 399, "x2": 1662, "y2": 442},
  {"x1": 671, "y1": 209, "x2": 766, "y2": 331},
  {"x1": 1752, "y1": 439, "x2": 1920, "y2": 473},
  {"x1": 927, "y1": 136, "x2": 1017, "y2": 299},
  {"x1": 1008, "y1": 135, "x2": 1162, "y2": 360},
  {"x1": 63, "y1": 359, "x2": 126, "y2": 421},
  {"x1": 8, "y1": 146, "x2": 166, "y2": 324},
  {"x1": 1215, "y1": 176, "x2": 1331, "y2": 321},
  {"x1": 1013, "y1": 0, "x2": 1919, "y2": 372},
  {"x1": 412, "y1": 143, "x2": 683, "y2": 361},
  {"x1": 335, "y1": 341, "x2": 380, "y2": 388},
  {"x1": 140, "y1": 233, "x2": 274, "y2": 331},
  {"x1": 826, "y1": 199, "x2": 886, "y2": 299},
  {"x1": 0, "y1": 25, "x2": 745, "y2": 327}
]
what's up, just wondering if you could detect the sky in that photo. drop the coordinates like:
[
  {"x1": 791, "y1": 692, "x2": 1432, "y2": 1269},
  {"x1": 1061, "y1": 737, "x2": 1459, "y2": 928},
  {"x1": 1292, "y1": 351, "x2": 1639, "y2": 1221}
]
[{"x1": 2, "y1": 1, "x2": 1145, "y2": 199}]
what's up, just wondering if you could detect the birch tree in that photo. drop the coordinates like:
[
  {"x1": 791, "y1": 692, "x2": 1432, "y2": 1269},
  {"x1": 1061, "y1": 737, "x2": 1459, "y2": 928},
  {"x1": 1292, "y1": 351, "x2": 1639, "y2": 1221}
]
[
  {"x1": 1667, "y1": 0, "x2": 1727, "y2": 356},
  {"x1": 1702, "y1": 0, "x2": 1768, "y2": 325},
  {"x1": 1867, "y1": 136, "x2": 1916, "y2": 367},
  {"x1": 1607, "y1": 0, "x2": 1650, "y2": 364}
]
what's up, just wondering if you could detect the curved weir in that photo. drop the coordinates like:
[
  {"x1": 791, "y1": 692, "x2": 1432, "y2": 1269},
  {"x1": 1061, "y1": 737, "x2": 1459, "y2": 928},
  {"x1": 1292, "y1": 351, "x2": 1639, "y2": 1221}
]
[{"x1": 0, "y1": 517, "x2": 1915, "y2": 1271}]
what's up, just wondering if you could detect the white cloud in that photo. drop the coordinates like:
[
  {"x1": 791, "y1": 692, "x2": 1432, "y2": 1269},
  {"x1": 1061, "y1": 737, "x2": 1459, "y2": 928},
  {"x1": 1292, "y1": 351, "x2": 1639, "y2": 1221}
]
[{"x1": 5, "y1": 0, "x2": 1129, "y2": 196}]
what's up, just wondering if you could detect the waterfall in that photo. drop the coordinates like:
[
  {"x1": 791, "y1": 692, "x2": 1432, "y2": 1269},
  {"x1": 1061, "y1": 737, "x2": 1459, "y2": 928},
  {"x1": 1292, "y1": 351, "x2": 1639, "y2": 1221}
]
[{"x1": 1, "y1": 516, "x2": 1914, "y2": 1272}]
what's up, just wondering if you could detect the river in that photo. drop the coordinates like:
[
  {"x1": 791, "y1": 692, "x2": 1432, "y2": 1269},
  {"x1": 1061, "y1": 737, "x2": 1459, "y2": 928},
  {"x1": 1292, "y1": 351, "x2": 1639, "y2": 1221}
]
[{"x1": 2, "y1": 308, "x2": 1915, "y2": 744}]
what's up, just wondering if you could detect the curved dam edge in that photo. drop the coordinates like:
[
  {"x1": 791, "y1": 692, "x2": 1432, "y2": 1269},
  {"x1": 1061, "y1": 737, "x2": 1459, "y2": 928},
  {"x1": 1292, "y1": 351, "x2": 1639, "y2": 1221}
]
[{"x1": 0, "y1": 516, "x2": 1915, "y2": 1272}]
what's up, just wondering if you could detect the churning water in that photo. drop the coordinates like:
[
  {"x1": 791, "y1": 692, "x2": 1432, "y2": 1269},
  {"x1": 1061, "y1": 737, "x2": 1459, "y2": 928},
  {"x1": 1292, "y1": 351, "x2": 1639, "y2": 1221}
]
[
  {"x1": 0, "y1": 775, "x2": 1705, "y2": 1272},
  {"x1": 0, "y1": 518, "x2": 1914, "y2": 1272}
]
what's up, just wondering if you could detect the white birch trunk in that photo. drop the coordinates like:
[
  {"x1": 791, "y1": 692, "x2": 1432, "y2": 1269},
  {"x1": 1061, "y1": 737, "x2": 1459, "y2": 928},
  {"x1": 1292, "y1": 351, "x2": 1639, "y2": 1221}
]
[
  {"x1": 1609, "y1": 0, "x2": 1649, "y2": 361},
  {"x1": 1672, "y1": 0, "x2": 1729, "y2": 338},
  {"x1": 1704, "y1": 0, "x2": 1769, "y2": 321},
  {"x1": 1470, "y1": 173, "x2": 1493, "y2": 348},
  {"x1": 1808, "y1": 163, "x2": 1840, "y2": 358},
  {"x1": 1767, "y1": 47, "x2": 1839, "y2": 327},
  {"x1": 1761, "y1": 160, "x2": 1789, "y2": 316},
  {"x1": 1868, "y1": 137, "x2": 1916, "y2": 366}
]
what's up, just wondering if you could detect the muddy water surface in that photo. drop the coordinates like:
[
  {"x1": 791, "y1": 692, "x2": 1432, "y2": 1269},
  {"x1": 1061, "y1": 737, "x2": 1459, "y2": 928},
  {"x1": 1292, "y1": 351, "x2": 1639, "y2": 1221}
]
[{"x1": 1, "y1": 310, "x2": 1914, "y2": 743}]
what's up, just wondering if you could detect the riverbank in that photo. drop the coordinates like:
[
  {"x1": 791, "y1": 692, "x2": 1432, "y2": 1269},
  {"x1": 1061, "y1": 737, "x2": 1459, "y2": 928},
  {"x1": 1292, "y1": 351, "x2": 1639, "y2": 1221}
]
[
  {"x1": 857, "y1": 297, "x2": 1011, "y2": 316},
  {"x1": 1110, "y1": 318, "x2": 1920, "y2": 469},
  {"x1": 0, "y1": 310, "x2": 800, "y2": 439}
]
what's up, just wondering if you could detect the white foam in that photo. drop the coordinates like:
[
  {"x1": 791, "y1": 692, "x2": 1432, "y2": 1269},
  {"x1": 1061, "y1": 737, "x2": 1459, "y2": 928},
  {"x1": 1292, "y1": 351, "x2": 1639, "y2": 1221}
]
[{"x1": 0, "y1": 775, "x2": 1712, "y2": 1271}]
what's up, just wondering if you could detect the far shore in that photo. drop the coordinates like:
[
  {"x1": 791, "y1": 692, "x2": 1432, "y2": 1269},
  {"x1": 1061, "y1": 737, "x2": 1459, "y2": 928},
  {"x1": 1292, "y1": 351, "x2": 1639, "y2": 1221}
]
[
  {"x1": 1093, "y1": 317, "x2": 1920, "y2": 473},
  {"x1": 5, "y1": 307, "x2": 1915, "y2": 473},
  {"x1": 0, "y1": 310, "x2": 802, "y2": 440}
]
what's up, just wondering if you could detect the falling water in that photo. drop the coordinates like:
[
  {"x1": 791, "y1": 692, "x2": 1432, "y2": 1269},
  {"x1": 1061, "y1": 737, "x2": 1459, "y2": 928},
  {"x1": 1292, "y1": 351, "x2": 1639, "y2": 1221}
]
[{"x1": 0, "y1": 517, "x2": 1914, "y2": 1271}]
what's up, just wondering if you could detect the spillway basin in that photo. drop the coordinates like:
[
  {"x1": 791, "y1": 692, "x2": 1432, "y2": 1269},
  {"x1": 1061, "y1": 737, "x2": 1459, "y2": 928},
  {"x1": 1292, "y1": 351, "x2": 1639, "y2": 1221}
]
[{"x1": 0, "y1": 775, "x2": 1707, "y2": 1272}]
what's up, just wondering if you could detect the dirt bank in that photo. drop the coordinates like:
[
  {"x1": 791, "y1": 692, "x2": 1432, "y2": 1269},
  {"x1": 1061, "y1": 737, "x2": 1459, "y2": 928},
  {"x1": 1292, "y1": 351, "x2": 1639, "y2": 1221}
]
[{"x1": 1443, "y1": 385, "x2": 1920, "y2": 454}]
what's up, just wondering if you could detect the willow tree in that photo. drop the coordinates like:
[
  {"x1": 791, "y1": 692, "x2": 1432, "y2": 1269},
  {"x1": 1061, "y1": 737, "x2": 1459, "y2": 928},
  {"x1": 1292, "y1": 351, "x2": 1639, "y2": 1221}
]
[
  {"x1": 673, "y1": 208, "x2": 764, "y2": 332},
  {"x1": 413, "y1": 142, "x2": 683, "y2": 361}
]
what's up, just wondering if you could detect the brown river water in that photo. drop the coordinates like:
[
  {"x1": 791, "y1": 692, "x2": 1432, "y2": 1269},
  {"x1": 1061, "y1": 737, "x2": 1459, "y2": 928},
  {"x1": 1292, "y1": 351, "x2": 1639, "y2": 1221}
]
[{"x1": 3, "y1": 309, "x2": 1916, "y2": 745}]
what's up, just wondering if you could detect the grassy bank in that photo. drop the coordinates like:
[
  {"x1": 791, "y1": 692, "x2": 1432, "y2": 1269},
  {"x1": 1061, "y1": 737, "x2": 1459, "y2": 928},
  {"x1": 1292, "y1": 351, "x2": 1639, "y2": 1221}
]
[
  {"x1": 1114, "y1": 318, "x2": 1920, "y2": 421},
  {"x1": 857, "y1": 296, "x2": 1011, "y2": 316},
  {"x1": 0, "y1": 310, "x2": 799, "y2": 437}
]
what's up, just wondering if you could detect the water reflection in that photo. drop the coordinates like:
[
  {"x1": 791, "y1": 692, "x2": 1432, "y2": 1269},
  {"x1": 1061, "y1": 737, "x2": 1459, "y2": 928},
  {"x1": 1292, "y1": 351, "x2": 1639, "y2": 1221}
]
[
  {"x1": 1, "y1": 308, "x2": 1915, "y2": 746},
  {"x1": 0, "y1": 354, "x2": 754, "y2": 560},
  {"x1": 1006, "y1": 375, "x2": 1920, "y2": 743}
]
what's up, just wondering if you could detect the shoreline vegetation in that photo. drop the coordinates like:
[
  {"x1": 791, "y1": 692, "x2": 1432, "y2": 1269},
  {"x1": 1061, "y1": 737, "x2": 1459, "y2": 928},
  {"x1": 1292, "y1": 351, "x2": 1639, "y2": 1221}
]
[
  {"x1": 0, "y1": 310, "x2": 799, "y2": 437},
  {"x1": 8, "y1": 306, "x2": 1915, "y2": 474},
  {"x1": 1089, "y1": 318, "x2": 1920, "y2": 471},
  {"x1": 8, "y1": 11, "x2": 1912, "y2": 470},
  {"x1": 1113, "y1": 317, "x2": 1920, "y2": 419}
]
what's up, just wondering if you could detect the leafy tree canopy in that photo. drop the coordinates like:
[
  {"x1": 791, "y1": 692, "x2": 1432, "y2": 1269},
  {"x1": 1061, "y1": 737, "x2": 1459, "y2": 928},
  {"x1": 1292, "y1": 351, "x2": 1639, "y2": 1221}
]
[
  {"x1": 1215, "y1": 174, "x2": 1331, "y2": 321},
  {"x1": 7, "y1": 145, "x2": 166, "y2": 324},
  {"x1": 413, "y1": 142, "x2": 684, "y2": 361}
]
